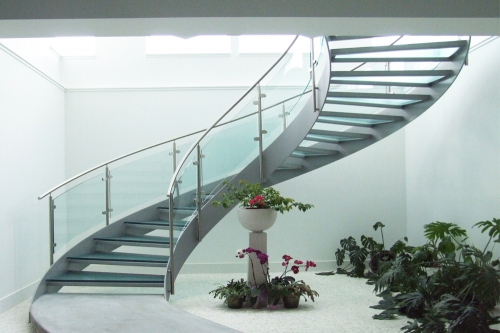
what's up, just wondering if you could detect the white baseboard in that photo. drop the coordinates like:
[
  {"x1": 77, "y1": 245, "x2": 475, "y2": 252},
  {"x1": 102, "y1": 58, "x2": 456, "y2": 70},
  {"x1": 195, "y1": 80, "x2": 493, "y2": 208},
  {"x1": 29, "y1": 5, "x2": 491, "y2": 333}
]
[
  {"x1": 179, "y1": 260, "x2": 336, "y2": 275},
  {"x1": 0, "y1": 280, "x2": 40, "y2": 315}
]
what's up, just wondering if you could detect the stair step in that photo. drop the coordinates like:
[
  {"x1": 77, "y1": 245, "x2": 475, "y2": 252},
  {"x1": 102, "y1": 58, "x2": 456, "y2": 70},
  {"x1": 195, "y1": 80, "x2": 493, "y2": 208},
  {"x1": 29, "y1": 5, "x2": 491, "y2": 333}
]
[
  {"x1": 124, "y1": 220, "x2": 187, "y2": 230},
  {"x1": 277, "y1": 164, "x2": 303, "y2": 171},
  {"x1": 94, "y1": 235, "x2": 174, "y2": 248},
  {"x1": 157, "y1": 207, "x2": 196, "y2": 216},
  {"x1": 330, "y1": 70, "x2": 453, "y2": 87},
  {"x1": 67, "y1": 252, "x2": 169, "y2": 267},
  {"x1": 46, "y1": 271, "x2": 164, "y2": 287},
  {"x1": 330, "y1": 40, "x2": 467, "y2": 63},
  {"x1": 292, "y1": 146, "x2": 338, "y2": 158},
  {"x1": 306, "y1": 129, "x2": 370, "y2": 144},
  {"x1": 318, "y1": 111, "x2": 403, "y2": 127},
  {"x1": 326, "y1": 92, "x2": 430, "y2": 109}
]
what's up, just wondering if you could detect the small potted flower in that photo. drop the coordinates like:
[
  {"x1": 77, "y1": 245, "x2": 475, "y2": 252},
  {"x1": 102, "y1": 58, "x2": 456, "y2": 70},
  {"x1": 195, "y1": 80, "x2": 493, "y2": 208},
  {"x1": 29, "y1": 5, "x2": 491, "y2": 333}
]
[
  {"x1": 237, "y1": 248, "x2": 319, "y2": 308},
  {"x1": 212, "y1": 180, "x2": 313, "y2": 232},
  {"x1": 209, "y1": 278, "x2": 250, "y2": 309}
]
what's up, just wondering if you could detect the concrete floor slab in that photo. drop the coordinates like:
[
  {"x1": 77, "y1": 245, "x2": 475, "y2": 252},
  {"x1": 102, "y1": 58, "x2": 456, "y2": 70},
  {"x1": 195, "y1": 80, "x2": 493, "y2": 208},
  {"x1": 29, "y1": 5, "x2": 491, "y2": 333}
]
[{"x1": 30, "y1": 294, "x2": 241, "y2": 333}]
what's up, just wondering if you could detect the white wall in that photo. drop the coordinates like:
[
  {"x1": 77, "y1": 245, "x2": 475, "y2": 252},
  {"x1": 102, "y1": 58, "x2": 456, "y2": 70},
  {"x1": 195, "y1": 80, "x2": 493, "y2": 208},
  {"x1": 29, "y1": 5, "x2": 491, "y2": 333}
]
[
  {"x1": 405, "y1": 38, "x2": 500, "y2": 250},
  {"x1": 0, "y1": 46, "x2": 65, "y2": 313}
]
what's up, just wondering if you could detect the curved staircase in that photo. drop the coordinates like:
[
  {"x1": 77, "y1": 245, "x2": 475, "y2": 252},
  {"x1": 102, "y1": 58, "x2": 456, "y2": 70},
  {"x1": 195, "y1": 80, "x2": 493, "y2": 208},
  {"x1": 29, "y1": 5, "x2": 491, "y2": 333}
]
[{"x1": 30, "y1": 35, "x2": 469, "y2": 329}]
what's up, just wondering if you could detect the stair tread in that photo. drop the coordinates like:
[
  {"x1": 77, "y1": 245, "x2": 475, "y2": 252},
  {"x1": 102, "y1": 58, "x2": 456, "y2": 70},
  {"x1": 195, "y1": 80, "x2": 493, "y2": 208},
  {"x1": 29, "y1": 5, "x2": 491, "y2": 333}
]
[
  {"x1": 330, "y1": 40, "x2": 467, "y2": 55},
  {"x1": 68, "y1": 252, "x2": 169, "y2": 263},
  {"x1": 327, "y1": 91, "x2": 429, "y2": 101},
  {"x1": 94, "y1": 235, "x2": 173, "y2": 245},
  {"x1": 157, "y1": 206, "x2": 196, "y2": 210},
  {"x1": 125, "y1": 220, "x2": 187, "y2": 227},
  {"x1": 47, "y1": 271, "x2": 164, "y2": 283}
]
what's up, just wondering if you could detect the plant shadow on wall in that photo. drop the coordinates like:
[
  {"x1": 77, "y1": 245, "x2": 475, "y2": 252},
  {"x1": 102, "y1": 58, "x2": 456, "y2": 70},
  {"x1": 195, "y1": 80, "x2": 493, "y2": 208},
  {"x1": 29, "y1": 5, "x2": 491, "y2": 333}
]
[
  {"x1": 209, "y1": 248, "x2": 318, "y2": 309},
  {"x1": 324, "y1": 219, "x2": 500, "y2": 333}
]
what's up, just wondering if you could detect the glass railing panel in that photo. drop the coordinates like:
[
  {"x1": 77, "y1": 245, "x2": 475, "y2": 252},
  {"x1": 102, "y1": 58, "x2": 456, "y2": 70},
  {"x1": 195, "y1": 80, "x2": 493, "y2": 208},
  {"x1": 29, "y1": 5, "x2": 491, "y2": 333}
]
[
  {"x1": 53, "y1": 170, "x2": 105, "y2": 254},
  {"x1": 110, "y1": 148, "x2": 173, "y2": 218},
  {"x1": 201, "y1": 112, "x2": 260, "y2": 188}
]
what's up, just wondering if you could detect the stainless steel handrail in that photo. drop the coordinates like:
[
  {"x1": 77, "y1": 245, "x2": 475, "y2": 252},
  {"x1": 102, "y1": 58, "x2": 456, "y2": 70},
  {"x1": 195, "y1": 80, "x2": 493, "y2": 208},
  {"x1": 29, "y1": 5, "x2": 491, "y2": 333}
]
[
  {"x1": 38, "y1": 88, "x2": 310, "y2": 201},
  {"x1": 166, "y1": 35, "x2": 300, "y2": 199}
]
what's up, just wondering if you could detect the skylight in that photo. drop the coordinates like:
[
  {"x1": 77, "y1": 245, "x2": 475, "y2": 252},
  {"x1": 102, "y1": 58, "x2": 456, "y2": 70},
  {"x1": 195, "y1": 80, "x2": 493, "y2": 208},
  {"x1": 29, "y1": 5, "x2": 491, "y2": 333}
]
[
  {"x1": 146, "y1": 35, "x2": 231, "y2": 55},
  {"x1": 50, "y1": 37, "x2": 96, "y2": 57}
]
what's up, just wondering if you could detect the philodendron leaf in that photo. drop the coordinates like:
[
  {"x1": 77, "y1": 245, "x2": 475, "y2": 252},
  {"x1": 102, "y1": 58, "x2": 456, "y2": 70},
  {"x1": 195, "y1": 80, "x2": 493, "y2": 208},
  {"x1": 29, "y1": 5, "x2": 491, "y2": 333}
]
[
  {"x1": 372, "y1": 309, "x2": 399, "y2": 320},
  {"x1": 340, "y1": 236, "x2": 357, "y2": 251},
  {"x1": 438, "y1": 236, "x2": 455, "y2": 253},
  {"x1": 349, "y1": 246, "x2": 368, "y2": 266},
  {"x1": 361, "y1": 235, "x2": 379, "y2": 251},
  {"x1": 373, "y1": 221, "x2": 386, "y2": 231},
  {"x1": 335, "y1": 248, "x2": 345, "y2": 266}
]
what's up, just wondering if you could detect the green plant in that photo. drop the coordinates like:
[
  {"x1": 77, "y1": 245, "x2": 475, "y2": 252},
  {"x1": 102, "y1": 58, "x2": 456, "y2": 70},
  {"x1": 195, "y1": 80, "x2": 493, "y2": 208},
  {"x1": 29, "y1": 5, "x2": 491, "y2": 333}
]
[
  {"x1": 335, "y1": 236, "x2": 369, "y2": 277},
  {"x1": 212, "y1": 180, "x2": 313, "y2": 214},
  {"x1": 369, "y1": 218, "x2": 500, "y2": 332},
  {"x1": 237, "y1": 248, "x2": 318, "y2": 306},
  {"x1": 209, "y1": 278, "x2": 250, "y2": 303}
]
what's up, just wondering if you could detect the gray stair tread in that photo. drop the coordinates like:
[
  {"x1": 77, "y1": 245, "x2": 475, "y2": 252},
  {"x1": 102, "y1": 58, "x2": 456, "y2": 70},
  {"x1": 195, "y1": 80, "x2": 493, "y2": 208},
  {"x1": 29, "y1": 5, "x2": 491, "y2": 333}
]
[
  {"x1": 293, "y1": 146, "x2": 338, "y2": 156},
  {"x1": 317, "y1": 111, "x2": 402, "y2": 127},
  {"x1": 157, "y1": 207, "x2": 196, "y2": 210},
  {"x1": 94, "y1": 235, "x2": 172, "y2": 245},
  {"x1": 47, "y1": 271, "x2": 164, "y2": 284},
  {"x1": 68, "y1": 252, "x2": 169, "y2": 264},
  {"x1": 330, "y1": 40, "x2": 467, "y2": 55},
  {"x1": 327, "y1": 91, "x2": 429, "y2": 101},
  {"x1": 125, "y1": 220, "x2": 187, "y2": 228}
]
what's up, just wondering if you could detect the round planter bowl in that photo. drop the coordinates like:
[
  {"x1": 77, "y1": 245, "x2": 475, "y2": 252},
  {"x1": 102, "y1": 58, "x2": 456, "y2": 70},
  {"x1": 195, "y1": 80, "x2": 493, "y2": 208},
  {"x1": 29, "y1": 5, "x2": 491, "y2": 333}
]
[{"x1": 237, "y1": 208, "x2": 278, "y2": 232}]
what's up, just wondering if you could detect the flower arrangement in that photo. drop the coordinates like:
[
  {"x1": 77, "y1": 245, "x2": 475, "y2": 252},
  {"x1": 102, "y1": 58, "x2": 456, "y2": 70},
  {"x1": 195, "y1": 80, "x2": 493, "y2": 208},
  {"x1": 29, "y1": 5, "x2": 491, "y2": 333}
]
[
  {"x1": 212, "y1": 180, "x2": 313, "y2": 214},
  {"x1": 237, "y1": 247, "x2": 318, "y2": 307}
]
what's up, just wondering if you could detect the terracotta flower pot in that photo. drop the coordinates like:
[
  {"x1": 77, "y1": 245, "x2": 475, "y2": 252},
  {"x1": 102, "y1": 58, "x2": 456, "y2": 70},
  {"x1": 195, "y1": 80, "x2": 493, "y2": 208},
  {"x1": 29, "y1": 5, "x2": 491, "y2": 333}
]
[
  {"x1": 226, "y1": 295, "x2": 244, "y2": 309},
  {"x1": 237, "y1": 208, "x2": 278, "y2": 232},
  {"x1": 283, "y1": 295, "x2": 300, "y2": 308}
]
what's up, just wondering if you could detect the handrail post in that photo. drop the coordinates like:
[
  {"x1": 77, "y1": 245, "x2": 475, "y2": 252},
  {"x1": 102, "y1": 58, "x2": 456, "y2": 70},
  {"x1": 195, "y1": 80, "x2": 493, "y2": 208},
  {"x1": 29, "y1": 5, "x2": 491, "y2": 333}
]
[
  {"x1": 195, "y1": 145, "x2": 203, "y2": 241},
  {"x1": 253, "y1": 84, "x2": 267, "y2": 179},
  {"x1": 102, "y1": 165, "x2": 112, "y2": 225},
  {"x1": 310, "y1": 38, "x2": 319, "y2": 112},
  {"x1": 49, "y1": 194, "x2": 55, "y2": 265},
  {"x1": 167, "y1": 193, "x2": 175, "y2": 295},
  {"x1": 169, "y1": 140, "x2": 180, "y2": 172},
  {"x1": 278, "y1": 103, "x2": 290, "y2": 132}
]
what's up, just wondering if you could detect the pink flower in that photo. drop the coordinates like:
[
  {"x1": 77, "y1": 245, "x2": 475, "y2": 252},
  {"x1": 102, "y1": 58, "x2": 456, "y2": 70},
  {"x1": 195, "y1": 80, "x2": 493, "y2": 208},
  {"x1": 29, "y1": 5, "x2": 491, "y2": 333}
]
[
  {"x1": 291, "y1": 266, "x2": 299, "y2": 274},
  {"x1": 249, "y1": 195, "x2": 265, "y2": 207},
  {"x1": 282, "y1": 262, "x2": 287, "y2": 266},
  {"x1": 256, "y1": 252, "x2": 269, "y2": 265},
  {"x1": 305, "y1": 260, "x2": 316, "y2": 271},
  {"x1": 294, "y1": 260, "x2": 303, "y2": 265},
  {"x1": 282, "y1": 254, "x2": 292, "y2": 262}
]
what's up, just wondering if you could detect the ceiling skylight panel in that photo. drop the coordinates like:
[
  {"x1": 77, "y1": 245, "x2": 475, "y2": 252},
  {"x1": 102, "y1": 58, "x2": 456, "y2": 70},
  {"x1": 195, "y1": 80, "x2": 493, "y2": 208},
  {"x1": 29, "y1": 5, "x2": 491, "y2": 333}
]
[
  {"x1": 50, "y1": 37, "x2": 96, "y2": 57},
  {"x1": 146, "y1": 35, "x2": 231, "y2": 55}
]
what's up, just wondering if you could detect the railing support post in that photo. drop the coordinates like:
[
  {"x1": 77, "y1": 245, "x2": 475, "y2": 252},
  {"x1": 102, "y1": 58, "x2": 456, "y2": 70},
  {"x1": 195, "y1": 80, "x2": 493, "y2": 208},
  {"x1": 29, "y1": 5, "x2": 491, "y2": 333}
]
[
  {"x1": 278, "y1": 103, "x2": 290, "y2": 132},
  {"x1": 102, "y1": 165, "x2": 112, "y2": 225},
  {"x1": 49, "y1": 194, "x2": 55, "y2": 265},
  {"x1": 195, "y1": 145, "x2": 203, "y2": 241},
  {"x1": 254, "y1": 84, "x2": 267, "y2": 179},
  {"x1": 167, "y1": 193, "x2": 175, "y2": 296},
  {"x1": 310, "y1": 38, "x2": 319, "y2": 112}
]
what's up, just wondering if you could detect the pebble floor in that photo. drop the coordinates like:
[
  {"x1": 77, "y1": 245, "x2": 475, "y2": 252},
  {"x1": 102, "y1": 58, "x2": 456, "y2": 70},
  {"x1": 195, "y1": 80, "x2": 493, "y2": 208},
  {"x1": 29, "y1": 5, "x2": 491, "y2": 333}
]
[{"x1": 2, "y1": 272, "x2": 500, "y2": 332}]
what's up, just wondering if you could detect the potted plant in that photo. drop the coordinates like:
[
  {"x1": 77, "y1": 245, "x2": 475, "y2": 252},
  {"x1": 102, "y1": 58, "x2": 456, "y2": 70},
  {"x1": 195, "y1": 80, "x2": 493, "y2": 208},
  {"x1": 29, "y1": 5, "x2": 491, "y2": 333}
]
[
  {"x1": 212, "y1": 180, "x2": 313, "y2": 232},
  {"x1": 237, "y1": 248, "x2": 318, "y2": 308},
  {"x1": 209, "y1": 278, "x2": 250, "y2": 309}
]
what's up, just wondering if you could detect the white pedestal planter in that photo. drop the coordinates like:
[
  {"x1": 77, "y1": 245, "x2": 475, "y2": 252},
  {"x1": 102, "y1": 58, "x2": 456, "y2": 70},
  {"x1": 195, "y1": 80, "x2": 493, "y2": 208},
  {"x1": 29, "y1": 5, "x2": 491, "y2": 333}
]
[
  {"x1": 237, "y1": 208, "x2": 278, "y2": 287},
  {"x1": 237, "y1": 208, "x2": 277, "y2": 232}
]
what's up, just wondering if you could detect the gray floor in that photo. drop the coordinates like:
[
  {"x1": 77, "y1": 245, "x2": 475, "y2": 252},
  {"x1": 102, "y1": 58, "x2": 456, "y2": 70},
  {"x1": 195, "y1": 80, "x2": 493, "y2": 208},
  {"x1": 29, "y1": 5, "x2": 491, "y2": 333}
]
[{"x1": 3, "y1": 273, "x2": 500, "y2": 332}]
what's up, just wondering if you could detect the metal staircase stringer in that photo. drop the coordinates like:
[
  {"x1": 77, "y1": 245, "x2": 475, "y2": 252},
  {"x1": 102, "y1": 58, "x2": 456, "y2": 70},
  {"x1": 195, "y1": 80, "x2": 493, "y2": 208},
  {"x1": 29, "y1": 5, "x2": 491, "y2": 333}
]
[{"x1": 266, "y1": 37, "x2": 470, "y2": 186}]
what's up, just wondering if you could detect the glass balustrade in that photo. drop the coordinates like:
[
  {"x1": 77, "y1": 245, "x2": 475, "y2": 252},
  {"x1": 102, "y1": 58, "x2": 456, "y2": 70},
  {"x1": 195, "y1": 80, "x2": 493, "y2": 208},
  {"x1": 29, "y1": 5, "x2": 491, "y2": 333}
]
[{"x1": 53, "y1": 171, "x2": 105, "y2": 254}]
